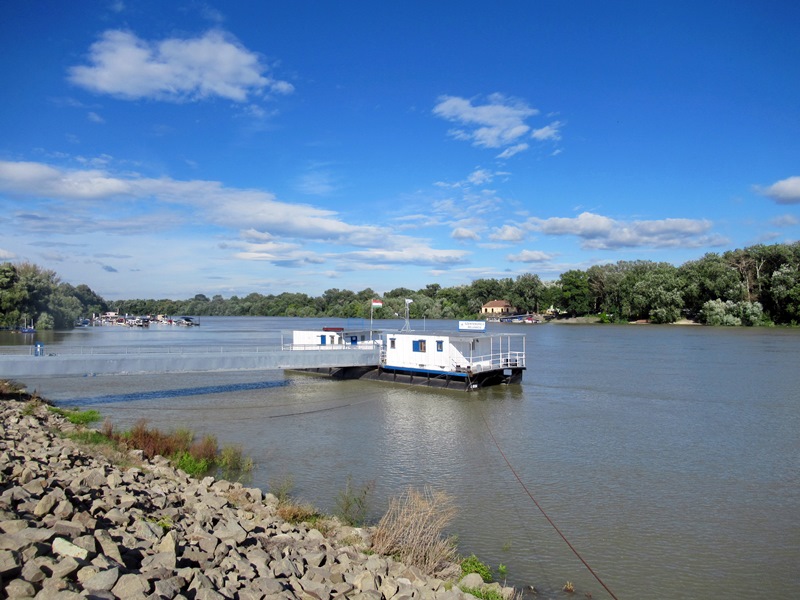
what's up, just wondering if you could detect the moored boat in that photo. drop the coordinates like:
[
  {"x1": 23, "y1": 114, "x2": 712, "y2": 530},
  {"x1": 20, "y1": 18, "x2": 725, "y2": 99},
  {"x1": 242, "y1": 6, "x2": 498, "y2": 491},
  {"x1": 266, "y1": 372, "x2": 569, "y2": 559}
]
[{"x1": 287, "y1": 321, "x2": 526, "y2": 390}]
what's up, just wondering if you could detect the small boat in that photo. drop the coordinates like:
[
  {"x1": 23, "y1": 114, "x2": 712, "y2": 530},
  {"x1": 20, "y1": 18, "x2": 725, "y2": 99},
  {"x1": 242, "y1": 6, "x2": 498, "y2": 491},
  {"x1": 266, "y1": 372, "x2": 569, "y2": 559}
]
[{"x1": 174, "y1": 316, "x2": 199, "y2": 326}]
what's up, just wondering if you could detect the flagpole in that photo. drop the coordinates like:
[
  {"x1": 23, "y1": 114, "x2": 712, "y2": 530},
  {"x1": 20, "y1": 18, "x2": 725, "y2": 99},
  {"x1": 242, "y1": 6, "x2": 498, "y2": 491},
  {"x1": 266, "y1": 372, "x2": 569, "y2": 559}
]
[{"x1": 370, "y1": 298, "x2": 383, "y2": 340}]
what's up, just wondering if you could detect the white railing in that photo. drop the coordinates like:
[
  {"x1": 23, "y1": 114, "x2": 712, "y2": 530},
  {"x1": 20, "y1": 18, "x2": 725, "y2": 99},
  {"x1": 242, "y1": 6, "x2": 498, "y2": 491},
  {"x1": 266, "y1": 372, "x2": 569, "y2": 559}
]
[
  {"x1": 282, "y1": 343, "x2": 380, "y2": 352},
  {"x1": 452, "y1": 350, "x2": 526, "y2": 373},
  {"x1": 0, "y1": 342, "x2": 384, "y2": 357},
  {"x1": 0, "y1": 345, "x2": 278, "y2": 356}
]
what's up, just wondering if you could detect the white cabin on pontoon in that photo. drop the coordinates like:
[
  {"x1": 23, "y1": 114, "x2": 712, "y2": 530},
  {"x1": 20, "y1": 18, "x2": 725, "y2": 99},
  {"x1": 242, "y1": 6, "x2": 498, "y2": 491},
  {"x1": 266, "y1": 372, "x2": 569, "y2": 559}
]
[
  {"x1": 290, "y1": 327, "x2": 377, "y2": 349},
  {"x1": 378, "y1": 326, "x2": 525, "y2": 388},
  {"x1": 286, "y1": 321, "x2": 526, "y2": 390}
]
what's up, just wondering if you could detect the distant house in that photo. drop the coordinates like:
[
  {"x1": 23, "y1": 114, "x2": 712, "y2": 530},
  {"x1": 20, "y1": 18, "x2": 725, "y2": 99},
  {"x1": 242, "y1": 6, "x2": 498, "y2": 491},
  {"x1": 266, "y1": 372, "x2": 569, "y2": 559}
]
[{"x1": 481, "y1": 299, "x2": 516, "y2": 315}]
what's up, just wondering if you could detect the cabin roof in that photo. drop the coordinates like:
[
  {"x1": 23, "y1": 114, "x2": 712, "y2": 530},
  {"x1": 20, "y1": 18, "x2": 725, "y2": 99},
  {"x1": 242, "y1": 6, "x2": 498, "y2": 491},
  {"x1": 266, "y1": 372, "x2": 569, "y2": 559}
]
[
  {"x1": 382, "y1": 329, "x2": 524, "y2": 340},
  {"x1": 482, "y1": 299, "x2": 513, "y2": 308}
]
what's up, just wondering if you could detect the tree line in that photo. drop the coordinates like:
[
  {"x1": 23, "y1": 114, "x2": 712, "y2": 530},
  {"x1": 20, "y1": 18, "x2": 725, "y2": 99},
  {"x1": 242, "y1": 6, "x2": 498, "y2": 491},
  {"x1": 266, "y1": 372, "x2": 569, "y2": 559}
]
[{"x1": 2, "y1": 242, "x2": 799, "y2": 330}]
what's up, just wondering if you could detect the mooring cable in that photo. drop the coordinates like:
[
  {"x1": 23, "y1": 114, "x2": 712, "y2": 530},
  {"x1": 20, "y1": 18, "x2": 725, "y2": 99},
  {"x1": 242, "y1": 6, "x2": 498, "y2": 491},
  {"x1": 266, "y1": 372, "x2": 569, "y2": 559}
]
[{"x1": 479, "y1": 409, "x2": 620, "y2": 600}]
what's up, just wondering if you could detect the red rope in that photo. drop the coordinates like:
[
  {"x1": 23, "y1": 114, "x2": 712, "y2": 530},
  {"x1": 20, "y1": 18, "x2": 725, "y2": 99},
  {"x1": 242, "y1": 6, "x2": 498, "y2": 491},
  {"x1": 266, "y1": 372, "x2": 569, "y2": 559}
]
[{"x1": 480, "y1": 410, "x2": 620, "y2": 600}]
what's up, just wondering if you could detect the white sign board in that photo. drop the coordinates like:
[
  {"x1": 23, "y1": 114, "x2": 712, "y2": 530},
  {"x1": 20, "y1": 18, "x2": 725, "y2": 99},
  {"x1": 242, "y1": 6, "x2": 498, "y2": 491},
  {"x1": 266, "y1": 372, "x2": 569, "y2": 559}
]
[{"x1": 458, "y1": 320, "x2": 486, "y2": 331}]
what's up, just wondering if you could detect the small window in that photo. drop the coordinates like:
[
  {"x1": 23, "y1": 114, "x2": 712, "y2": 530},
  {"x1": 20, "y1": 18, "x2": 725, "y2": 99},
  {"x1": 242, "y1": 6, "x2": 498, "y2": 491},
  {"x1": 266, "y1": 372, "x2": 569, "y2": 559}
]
[
  {"x1": 436, "y1": 340, "x2": 443, "y2": 352},
  {"x1": 390, "y1": 338, "x2": 396, "y2": 349},
  {"x1": 412, "y1": 340, "x2": 427, "y2": 352}
]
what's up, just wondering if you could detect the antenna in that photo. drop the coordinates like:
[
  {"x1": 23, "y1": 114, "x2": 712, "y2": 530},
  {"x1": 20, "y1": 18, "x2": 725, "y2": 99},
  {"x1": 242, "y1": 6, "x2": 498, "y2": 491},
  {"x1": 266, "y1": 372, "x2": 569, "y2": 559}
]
[{"x1": 401, "y1": 298, "x2": 413, "y2": 331}]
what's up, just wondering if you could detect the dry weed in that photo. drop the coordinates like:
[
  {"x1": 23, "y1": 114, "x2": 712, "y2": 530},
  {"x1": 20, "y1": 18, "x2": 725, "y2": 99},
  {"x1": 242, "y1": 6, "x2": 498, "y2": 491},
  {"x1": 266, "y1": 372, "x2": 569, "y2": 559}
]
[{"x1": 371, "y1": 486, "x2": 457, "y2": 576}]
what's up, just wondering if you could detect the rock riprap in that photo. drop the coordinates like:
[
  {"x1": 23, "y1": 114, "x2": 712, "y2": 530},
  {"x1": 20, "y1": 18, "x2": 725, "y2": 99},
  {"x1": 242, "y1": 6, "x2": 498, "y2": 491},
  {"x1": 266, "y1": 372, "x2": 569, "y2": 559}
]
[{"x1": 0, "y1": 399, "x2": 514, "y2": 600}]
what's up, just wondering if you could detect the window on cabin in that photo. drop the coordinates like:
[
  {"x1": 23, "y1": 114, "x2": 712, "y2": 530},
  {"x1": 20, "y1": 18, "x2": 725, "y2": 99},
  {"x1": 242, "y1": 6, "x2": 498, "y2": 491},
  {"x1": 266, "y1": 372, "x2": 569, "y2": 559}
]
[
  {"x1": 412, "y1": 340, "x2": 427, "y2": 352},
  {"x1": 436, "y1": 340, "x2": 443, "y2": 352},
  {"x1": 390, "y1": 338, "x2": 396, "y2": 349}
]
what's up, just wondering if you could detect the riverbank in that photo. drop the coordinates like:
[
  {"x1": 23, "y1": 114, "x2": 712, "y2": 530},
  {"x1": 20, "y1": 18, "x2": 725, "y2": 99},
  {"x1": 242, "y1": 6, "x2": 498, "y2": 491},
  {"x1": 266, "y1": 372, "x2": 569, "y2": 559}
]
[{"x1": 0, "y1": 393, "x2": 518, "y2": 599}]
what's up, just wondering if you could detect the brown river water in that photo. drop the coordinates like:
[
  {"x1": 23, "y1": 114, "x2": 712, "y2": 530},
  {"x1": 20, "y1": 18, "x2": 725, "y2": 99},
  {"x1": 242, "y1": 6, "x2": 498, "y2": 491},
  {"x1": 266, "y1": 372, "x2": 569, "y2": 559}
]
[{"x1": 4, "y1": 317, "x2": 799, "y2": 599}]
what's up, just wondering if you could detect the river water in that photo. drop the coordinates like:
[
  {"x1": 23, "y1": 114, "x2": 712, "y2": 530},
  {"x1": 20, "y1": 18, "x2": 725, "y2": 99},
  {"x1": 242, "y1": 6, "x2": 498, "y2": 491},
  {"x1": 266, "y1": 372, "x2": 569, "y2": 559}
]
[{"x1": 4, "y1": 317, "x2": 799, "y2": 599}]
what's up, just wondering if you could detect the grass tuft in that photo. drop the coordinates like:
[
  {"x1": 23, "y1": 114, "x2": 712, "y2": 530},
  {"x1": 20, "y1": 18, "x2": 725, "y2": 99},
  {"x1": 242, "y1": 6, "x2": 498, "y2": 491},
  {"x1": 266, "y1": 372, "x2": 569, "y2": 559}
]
[
  {"x1": 335, "y1": 475, "x2": 374, "y2": 526},
  {"x1": 277, "y1": 501, "x2": 321, "y2": 524},
  {"x1": 47, "y1": 406, "x2": 101, "y2": 425},
  {"x1": 217, "y1": 444, "x2": 254, "y2": 479},
  {"x1": 68, "y1": 430, "x2": 111, "y2": 445},
  {"x1": 269, "y1": 474, "x2": 295, "y2": 504}
]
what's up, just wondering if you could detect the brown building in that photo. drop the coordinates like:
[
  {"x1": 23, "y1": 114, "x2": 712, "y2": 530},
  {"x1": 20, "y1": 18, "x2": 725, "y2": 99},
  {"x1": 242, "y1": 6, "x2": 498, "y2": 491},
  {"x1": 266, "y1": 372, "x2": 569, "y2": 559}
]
[{"x1": 481, "y1": 299, "x2": 516, "y2": 315}]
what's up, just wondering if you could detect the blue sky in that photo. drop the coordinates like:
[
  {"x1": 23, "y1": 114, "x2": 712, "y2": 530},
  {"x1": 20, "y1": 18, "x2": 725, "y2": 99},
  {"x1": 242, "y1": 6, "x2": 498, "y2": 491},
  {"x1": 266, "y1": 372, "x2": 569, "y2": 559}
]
[{"x1": 1, "y1": 1, "x2": 798, "y2": 301}]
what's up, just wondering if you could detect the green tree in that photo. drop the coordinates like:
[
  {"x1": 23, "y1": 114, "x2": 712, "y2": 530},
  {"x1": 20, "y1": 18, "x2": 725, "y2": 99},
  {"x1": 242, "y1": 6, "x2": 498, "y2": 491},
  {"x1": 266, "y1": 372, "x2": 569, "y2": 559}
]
[
  {"x1": 73, "y1": 283, "x2": 108, "y2": 316},
  {"x1": 768, "y1": 264, "x2": 800, "y2": 324},
  {"x1": 0, "y1": 263, "x2": 25, "y2": 328},
  {"x1": 630, "y1": 263, "x2": 683, "y2": 323},
  {"x1": 558, "y1": 270, "x2": 591, "y2": 316},
  {"x1": 679, "y1": 253, "x2": 743, "y2": 317},
  {"x1": 510, "y1": 273, "x2": 544, "y2": 313},
  {"x1": 700, "y1": 299, "x2": 765, "y2": 326},
  {"x1": 587, "y1": 263, "x2": 627, "y2": 318}
]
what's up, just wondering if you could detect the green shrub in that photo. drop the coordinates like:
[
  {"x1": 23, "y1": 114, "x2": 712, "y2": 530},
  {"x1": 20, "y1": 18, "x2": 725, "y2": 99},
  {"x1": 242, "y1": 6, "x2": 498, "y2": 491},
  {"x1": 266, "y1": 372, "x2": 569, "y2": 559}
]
[
  {"x1": 460, "y1": 587, "x2": 505, "y2": 600},
  {"x1": 461, "y1": 554, "x2": 493, "y2": 582},
  {"x1": 173, "y1": 451, "x2": 211, "y2": 477},
  {"x1": 47, "y1": 406, "x2": 101, "y2": 426}
]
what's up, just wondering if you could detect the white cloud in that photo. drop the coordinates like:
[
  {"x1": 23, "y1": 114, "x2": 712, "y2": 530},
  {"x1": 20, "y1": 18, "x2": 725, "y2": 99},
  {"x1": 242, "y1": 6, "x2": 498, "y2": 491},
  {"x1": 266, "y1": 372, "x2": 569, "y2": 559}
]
[
  {"x1": 756, "y1": 176, "x2": 800, "y2": 204},
  {"x1": 87, "y1": 111, "x2": 105, "y2": 123},
  {"x1": 433, "y1": 94, "x2": 563, "y2": 158},
  {"x1": 342, "y1": 247, "x2": 468, "y2": 266},
  {"x1": 436, "y1": 167, "x2": 502, "y2": 190},
  {"x1": 496, "y1": 143, "x2": 528, "y2": 159},
  {"x1": 295, "y1": 169, "x2": 337, "y2": 196},
  {"x1": 0, "y1": 160, "x2": 467, "y2": 269},
  {"x1": 527, "y1": 211, "x2": 726, "y2": 250},
  {"x1": 230, "y1": 238, "x2": 323, "y2": 266},
  {"x1": 0, "y1": 161, "x2": 132, "y2": 199},
  {"x1": 451, "y1": 227, "x2": 480, "y2": 241},
  {"x1": 433, "y1": 93, "x2": 538, "y2": 150},
  {"x1": 467, "y1": 168, "x2": 494, "y2": 186},
  {"x1": 531, "y1": 120, "x2": 563, "y2": 141},
  {"x1": 68, "y1": 29, "x2": 293, "y2": 103},
  {"x1": 507, "y1": 249, "x2": 554, "y2": 263},
  {"x1": 0, "y1": 248, "x2": 16, "y2": 259},
  {"x1": 489, "y1": 225, "x2": 527, "y2": 242},
  {"x1": 771, "y1": 214, "x2": 799, "y2": 227}
]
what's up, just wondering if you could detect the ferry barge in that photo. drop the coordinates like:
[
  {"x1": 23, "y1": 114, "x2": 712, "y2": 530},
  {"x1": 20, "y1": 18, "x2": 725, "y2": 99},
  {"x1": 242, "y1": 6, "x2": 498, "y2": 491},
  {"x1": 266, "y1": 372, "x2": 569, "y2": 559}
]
[{"x1": 287, "y1": 321, "x2": 526, "y2": 390}]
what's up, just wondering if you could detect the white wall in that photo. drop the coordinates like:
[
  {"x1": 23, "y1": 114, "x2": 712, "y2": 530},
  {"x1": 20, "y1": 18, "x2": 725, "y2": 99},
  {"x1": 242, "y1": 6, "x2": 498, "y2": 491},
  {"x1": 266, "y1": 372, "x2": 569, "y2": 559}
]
[{"x1": 383, "y1": 333, "x2": 465, "y2": 371}]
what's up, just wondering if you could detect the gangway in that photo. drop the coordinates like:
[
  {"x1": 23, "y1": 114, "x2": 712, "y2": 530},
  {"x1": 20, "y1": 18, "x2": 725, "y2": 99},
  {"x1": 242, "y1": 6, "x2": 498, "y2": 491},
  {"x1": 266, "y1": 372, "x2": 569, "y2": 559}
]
[{"x1": 0, "y1": 344, "x2": 380, "y2": 378}]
